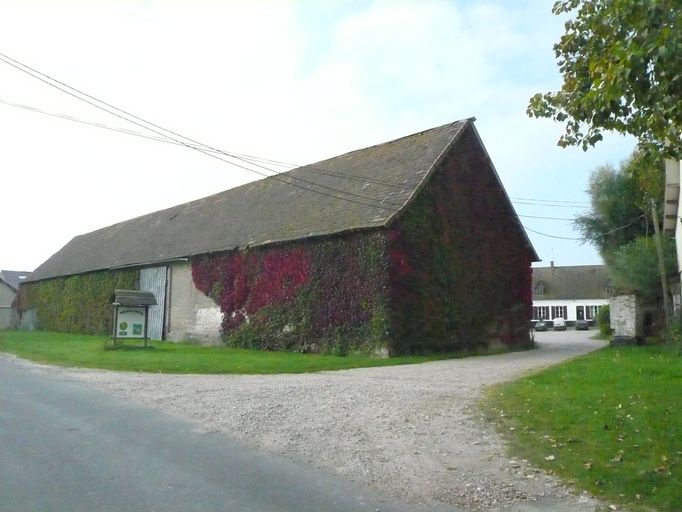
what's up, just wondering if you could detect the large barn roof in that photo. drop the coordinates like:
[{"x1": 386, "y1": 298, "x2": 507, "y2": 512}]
[{"x1": 29, "y1": 118, "x2": 536, "y2": 282}]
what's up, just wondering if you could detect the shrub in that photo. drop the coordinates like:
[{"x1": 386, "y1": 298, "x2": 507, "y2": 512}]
[{"x1": 597, "y1": 304, "x2": 611, "y2": 336}]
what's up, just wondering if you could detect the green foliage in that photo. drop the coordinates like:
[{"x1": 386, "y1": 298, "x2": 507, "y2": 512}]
[
  {"x1": 575, "y1": 163, "x2": 647, "y2": 255},
  {"x1": 528, "y1": 0, "x2": 682, "y2": 157},
  {"x1": 596, "y1": 304, "x2": 610, "y2": 336},
  {"x1": 485, "y1": 345, "x2": 682, "y2": 511},
  {"x1": 0, "y1": 330, "x2": 452, "y2": 374},
  {"x1": 19, "y1": 270, "x2": 137, "y2": 335},
  {"x1": 574, "y1": 151, "x2": 663, "y2": 256},
  {"x1": 609, "y1": 236, "x2": 677, "y2": 302}
]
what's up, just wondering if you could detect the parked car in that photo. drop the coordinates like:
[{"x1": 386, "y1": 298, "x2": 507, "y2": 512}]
[
  {"x1": 575, "y1": 319, "x2": 589, "y2": 330},
  {"x1": 534, "y1": 320, "x2": 548, "y2": 331},
  {"x1": 552, "y1": 317, "x2": 566, "y2": 331}
]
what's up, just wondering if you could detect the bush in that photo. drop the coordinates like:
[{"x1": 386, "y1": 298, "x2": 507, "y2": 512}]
[{"x1": 597, "y1": 304, "x2": 611, "y2": 336}]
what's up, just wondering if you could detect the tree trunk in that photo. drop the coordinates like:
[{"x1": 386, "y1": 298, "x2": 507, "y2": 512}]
[{"x1": 651, "y1": 203, "x2": 671, "y2": 338}]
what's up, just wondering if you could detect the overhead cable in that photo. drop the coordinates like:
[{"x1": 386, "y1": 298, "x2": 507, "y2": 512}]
[{"x1": 0, "y1": 52, "x2": 402, "y2": 210}]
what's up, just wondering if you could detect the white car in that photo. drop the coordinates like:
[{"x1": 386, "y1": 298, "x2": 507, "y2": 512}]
[{"x1": 552, "y1": 317, "x2": 566, "y2": 331}]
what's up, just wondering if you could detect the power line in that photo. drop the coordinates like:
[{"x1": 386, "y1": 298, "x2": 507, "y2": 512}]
[
  {"x1": 0, "y1": 52, "x2": 404, "y2": 210},
  {"x1": 2, "y1": 76, "x2": 647, "y2": 246},
  {"x1": 0, "y1": 94, "x2": 619, "y2": 215},
  {"x1": 517, "y1": 214, "x2": 576, "y2": 221},
  {"x1": 520, "y1": 214, "x2": 647, "y2": 241},
  {"x1": 0, "y1": 96, "x2": 408, "y2": 189},
  {"x1": 510, "y1": 196, "x2": 589, "y2": 205},
  {"x1": 5, "y1": 89, "x2": 597, "y2": 225},
  {"x1": 0, "y1": 52, "x2": 405, "y2": 189},
  {"x1": 512, "y1": 200, "x2": 588, "y2": 209},
  {"x1": 521, "y1": 225, "x2": 583, "y2": 240}
]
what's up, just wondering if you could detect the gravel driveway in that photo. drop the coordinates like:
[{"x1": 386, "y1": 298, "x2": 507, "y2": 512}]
[{"x1": 6, "y1": 330, "x2": 606, "y2": 511}]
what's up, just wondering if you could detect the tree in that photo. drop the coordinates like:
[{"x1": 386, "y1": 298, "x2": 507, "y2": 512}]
[
  {"x1": 574, "y1": 151, "x2": 662, "y2": 255},
  {"x1": 527, "y1": 0, "x2": 682, "y2": 158},
  {"x1": 609, "y1": 236, "x2": 676, "y2": 303}
]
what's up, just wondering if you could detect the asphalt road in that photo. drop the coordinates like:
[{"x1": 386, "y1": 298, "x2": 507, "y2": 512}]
[{"x1": 0, "y1": 357, "x2": 460, "y2": 512}]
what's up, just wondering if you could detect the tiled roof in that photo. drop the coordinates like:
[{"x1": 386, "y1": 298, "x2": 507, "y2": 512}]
[
  {"x1": 29, "y1": 119, "x2": 535, "y2": 282},
  {"x1": 532, "y1": 265, "x2": 610, "y2": 300},
  {"x1": 0, "y1": 270, "x2": 31, "y2": 290}
]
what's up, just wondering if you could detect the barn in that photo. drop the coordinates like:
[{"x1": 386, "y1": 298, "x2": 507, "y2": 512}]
[{"x1": 20, "y1": 118, "x2": 538, "y2": 355}]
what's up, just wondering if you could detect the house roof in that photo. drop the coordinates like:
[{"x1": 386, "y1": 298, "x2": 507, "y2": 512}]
[
  {"x1": 29, "y1": 118, "x2": 537, "y2": 282},
  {"x1": 0, "y1": 270, "x2": 31, "y2": 290},
  {"x1": 532, "y1": 264, "x2": 611, "y2": 300}
]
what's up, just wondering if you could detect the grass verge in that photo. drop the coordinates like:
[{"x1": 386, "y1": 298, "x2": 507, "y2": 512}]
[
  {"x1": 483, "y1": 345, "x2": 682, "y2": 511},
  {"x1": 0, "y1": 330, "x2": 465, "y2": 374}
]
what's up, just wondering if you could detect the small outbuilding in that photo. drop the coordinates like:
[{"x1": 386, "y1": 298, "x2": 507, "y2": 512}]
[
  {"x1": 0, "y1": 270, "x2": 31, "y2": 329},
  {"x1": 19, "y1": 119, "x2": 538, "y2": 355}
]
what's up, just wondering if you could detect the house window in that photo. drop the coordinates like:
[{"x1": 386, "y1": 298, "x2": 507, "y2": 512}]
[
  {"x1": 532, "y1": 306, "x2": 550, "y2": 320},
  {"x1": 534, "y1": 282, "x2": 544, "y2": 296},
  {"x1": 606, "y1": 282, "x2": 614, "y2": 296},
  {"x1": 551, "y1": 305, "x2": 567, "y2": 319},
  {"x1": 586, "y1": 305, "x2": 602, "y2": 320}
]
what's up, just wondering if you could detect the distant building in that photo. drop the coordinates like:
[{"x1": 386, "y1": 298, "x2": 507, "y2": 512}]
[
  {"x1": 0, "y1": 270, "x2": 31, "y2": 329},
  {"x1": 531, "y1": 263, "x2": 610, "y2": 325}
]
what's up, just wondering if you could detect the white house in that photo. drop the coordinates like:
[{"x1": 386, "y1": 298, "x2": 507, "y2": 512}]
[{"x1": 532, "y1": 264, "x2": 611, "y2": 325}]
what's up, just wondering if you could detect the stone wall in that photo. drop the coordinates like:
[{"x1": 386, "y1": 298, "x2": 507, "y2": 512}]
[
  {"x1": 610, "y1": 294, "x2": 642, "y2": 339},
  {"x1": 166, "y1": 261, "x2": 222, "y2": 344}
]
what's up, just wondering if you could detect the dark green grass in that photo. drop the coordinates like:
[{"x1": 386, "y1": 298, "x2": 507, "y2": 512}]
[
  {"x1": 0, "y1": 330, "x2": 463, "y2": 374},
  {"x1": 484, "y1": 345, "x2": 682, "y2": 511}
]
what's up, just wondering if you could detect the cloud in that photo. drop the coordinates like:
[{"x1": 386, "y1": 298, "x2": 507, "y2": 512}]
[{"x1": 0, "y1": 1, "x2": 634, "y2": 269}]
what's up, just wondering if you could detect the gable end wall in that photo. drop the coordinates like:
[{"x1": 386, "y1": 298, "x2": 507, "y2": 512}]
[{"x1": 386, "y1": 126, "x2": 533, "y2": 353}]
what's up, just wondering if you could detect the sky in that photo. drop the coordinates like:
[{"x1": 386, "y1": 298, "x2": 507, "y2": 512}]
[{"x1": 0, "y1": 0, "x2": 638, "y2": 273}]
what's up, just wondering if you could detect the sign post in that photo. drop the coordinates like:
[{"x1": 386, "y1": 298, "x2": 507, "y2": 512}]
[{"x1": 111, "y1": 290, "x2": 157, "y2": 347}]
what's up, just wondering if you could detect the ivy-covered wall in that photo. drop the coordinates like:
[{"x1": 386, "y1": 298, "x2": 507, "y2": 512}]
[
  {"x1": 387, "y1": 126, "x2": 534, "y2": 354},
  {"x1": 191, "y1": 233, "x2": 390, "y2": 354},
  {"x1": 16, "y1": 270, "x2": 138, "y2": 335},
  {"x1": 189, "y1": 127, "x2": 533, "y2": 356}
]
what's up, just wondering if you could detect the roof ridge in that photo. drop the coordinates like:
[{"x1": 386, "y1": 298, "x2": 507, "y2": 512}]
[
  {"x1": 71, "y1": 119, "x2": 474, "y2": 240},
  {"x1": 302, "y1": 118, "x2": 474, "y2": 169}
]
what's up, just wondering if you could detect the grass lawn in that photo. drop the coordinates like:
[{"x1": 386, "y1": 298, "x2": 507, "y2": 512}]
[
  {"x1": 0, "y1": 330, "x2": 461, "y2": 374},
  {"x1": 484, "y1": 344, "x2": 682, "y2": 512}
]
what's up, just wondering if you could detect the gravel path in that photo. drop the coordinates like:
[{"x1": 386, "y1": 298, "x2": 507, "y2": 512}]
[{"x1": 5, "y1": 330, "x2": 606, "y2": 511}]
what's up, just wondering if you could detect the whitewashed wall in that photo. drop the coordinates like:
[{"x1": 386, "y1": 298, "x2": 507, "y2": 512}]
[
  {"x1": 166, "y1": 261, "x2": 222, "y2": 345},
  {"x1": 533, "y1": 298, "x2": 609, "y2": 322},
  {"x1": 610, "y1": 294, "x2": 641, "y2": 338}
]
